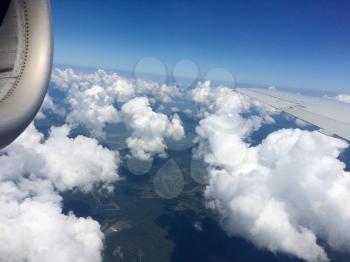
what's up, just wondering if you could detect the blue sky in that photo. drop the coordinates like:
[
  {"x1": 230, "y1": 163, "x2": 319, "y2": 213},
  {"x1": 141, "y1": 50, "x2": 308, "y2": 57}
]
[{"x1": 52, "y1": 0, "x2": 350, "y2": 92}]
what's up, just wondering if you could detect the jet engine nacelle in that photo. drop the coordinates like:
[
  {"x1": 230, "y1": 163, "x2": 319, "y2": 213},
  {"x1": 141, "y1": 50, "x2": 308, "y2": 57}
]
[{"x1": 0, "y1": 0, "x2": 53, "y2": 149}]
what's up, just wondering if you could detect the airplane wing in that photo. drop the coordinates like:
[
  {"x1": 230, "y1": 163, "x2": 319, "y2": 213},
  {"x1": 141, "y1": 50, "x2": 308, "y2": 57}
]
[
  {"x1": 237, "y1": 88, "x2": 350, "y2": 141},
  {"x1": 0, "y1": 0, "x2": 53, "y2": 149}
]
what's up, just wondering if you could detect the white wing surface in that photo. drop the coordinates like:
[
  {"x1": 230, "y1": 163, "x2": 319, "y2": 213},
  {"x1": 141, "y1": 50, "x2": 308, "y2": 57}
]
[{"x1": 237, "y1": 88, "x2": 350, "y2": 141}]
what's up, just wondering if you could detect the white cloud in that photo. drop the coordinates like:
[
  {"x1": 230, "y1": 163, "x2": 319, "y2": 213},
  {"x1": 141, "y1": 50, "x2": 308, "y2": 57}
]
[
  {"x1": 50, "y1": 68, "x2": 183, "y2": 139},
  {"x1": 192, "y1": 81, "x2": 275, "y2": 118},
  {"x1": 132, "y1": 78, "x2": 182, "y2": 103},
  {"x1": 51, "y1": 69, "x2": 120, "y2": 138},
  {"x1": 194, "y1": 83, "x2": 350, "y2": 261},
  {"x1": 0, "y1": 124, "x2": 120, "y2": 261},
  {"x1": 2, "y1": 124, "x2": 120, "y2": 192},
  {"x1": 121, "y1": 97, "x2": 185, "y2": 160},
  {"x1": 66, "y1": 84, "x2": 119, "y2": 138},
  {"x1": 191, "y1": 82, "x2": 275, "y2": 138},
  {"x1": 51, "y1": 68, "x2": 181, "y2": 104},
  {"x1": 191, "y1": 81, "x2": 212, "y2": 106},
  {"x1": 324, "y1": 94, "x2": 350, "y2": 104},
  {"x1": 335, "y1": 94, "x2": 350, "y2": 104},
  {"x1": 0, "y1": 180, "x2": 104, "y2": 262}
]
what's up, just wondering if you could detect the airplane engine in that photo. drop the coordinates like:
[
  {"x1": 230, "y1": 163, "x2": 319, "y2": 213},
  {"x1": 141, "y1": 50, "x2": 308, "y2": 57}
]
[{"x1": 0, "y1": 0, "x2": 53, "y2": 149}]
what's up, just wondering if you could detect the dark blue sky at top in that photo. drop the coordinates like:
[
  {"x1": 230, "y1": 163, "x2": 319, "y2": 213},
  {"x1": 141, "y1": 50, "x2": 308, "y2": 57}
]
[{"x1": 52, "y1": 0, "x2": 350, "y2": 92}]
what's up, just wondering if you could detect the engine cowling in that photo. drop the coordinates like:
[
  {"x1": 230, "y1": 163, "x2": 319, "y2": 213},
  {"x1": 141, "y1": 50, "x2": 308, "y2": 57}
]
[{"x1": 0, "y1": 0, "x2": 53, "y2": 149}]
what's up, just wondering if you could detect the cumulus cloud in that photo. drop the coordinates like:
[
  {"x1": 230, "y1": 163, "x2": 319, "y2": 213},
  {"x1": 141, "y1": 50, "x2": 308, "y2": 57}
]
[
  {"x1": 334, "y1": 94, "x2": 350, "y2": 104},
  {"x1": 191, "y1": 81, "x2": 275, "y2": 128},
  {"x1": 121, "y1": 97, "x2": 185, "y2": 160},
  {"x1": 191, "y1": 80, "x2": 212, "y2": 106},
  {"x1": 324, "y1": 94, "x2": 350, "y2": 104},
  {"x1": 0, "y1": 124, "x2": 120, "y2": 261},
  {"x1": 50, "y1": 68, "x2": 183, "y2": 139},
  {"x1": 51, "y1": 68, "x2": 182, "y2": 105},
  {"x1": 0, "y1": 180, "x2": 104, "y2": 262},
  {"x1": 51, "y1": 69, "x2": 120, "y2": 138},
  {"x1": 65, "y1": 85, "x2": 119, "y2": 138},
  {"x1": 2, "y1": 124, "x2": 120, "y2": 192},
  {"x1": 193, "y1": 82, "x2": 350, "y2": 261}
]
